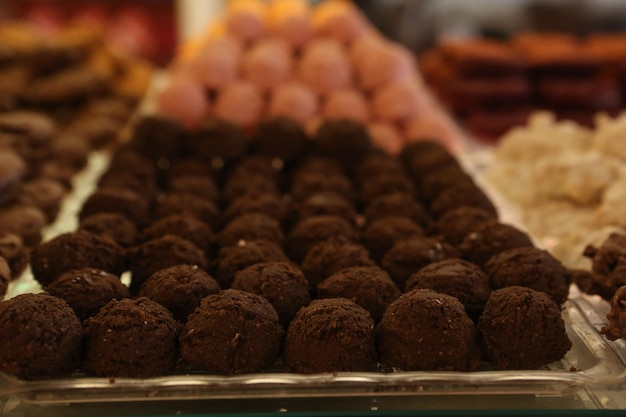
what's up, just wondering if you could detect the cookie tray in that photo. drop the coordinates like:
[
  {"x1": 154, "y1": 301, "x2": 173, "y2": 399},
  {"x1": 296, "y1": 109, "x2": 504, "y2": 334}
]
[
  {"x1": 1, "y1": 284, "x2": 625, "y2": 405},
  {"x1": 1, "y1": 141, "x2": 625, "y2": 405}
]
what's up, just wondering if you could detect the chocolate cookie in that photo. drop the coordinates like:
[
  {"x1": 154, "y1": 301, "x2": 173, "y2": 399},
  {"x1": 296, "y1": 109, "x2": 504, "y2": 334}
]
[
  {"x1": 83, "y1": 297, "x2": 179, "y2": 377},
  {"x1": 477, "y1": 286, "x2": 572, "y2": 370},
  {"x1": 139, "y1": 264, "x2": 220, "y2": 322},
  {"x1": 317, "y1": 266, "x2": 400, "y2": 322},
  {"x1": 0, "y1": 293, "x2": 83, "y2": 380},
  {"x1": 180, "y1": 289, "x2": 283, "y2": 374},
  {"x1": 30, "y1": 230, "x2": 126, "y2": 287},
  {"x1": 376, "y1": 289, "x2": 479, "y2": 371},
  {"x1": 283, "y1": 298, "x2": 376, "y2": 373},
  {"x1": 231, "y1": 261, "x2": 310, "y2": 327},
  {"x1": 46, "y1": 268, "x2": 130, "y2": 321}
]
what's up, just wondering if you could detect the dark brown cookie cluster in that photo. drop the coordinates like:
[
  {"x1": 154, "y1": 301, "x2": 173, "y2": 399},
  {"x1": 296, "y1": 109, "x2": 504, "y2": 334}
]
[{"x1": 3, "y1": 115, "x2": 574, "y2": 379}]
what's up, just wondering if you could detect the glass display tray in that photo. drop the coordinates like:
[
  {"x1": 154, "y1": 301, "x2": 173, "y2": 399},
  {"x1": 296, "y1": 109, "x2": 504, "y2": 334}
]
[
  {"x1": 2, "y1": 130, "x2": 625, "y2": 406},
  {"x1": 0, "y1": 287, "x2": 625, "y2": 405}
]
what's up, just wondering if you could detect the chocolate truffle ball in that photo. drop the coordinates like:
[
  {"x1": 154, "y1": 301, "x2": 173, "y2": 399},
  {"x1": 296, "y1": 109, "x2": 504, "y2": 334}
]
[
  {"x1": 429, "y1": 181, "x2": 498, "y2": 219},
  {"x1": 79, "y1": 212, "x2": 139, "y2": 248},
  {"x1": 167, "y1": 174, "x2": 220, "y2": 203},
  {"x1": 286, "y1": 215, "x2": 359, "y2": 263},
  {"x1": 381, "y1": 237, "x2": 459, "y2": 289},
  {"x1": 187, "y1": 118, "x2": 248, "y2": 166},
  {"x1": 141, "y1": 215, "x2": 215, "y2": 258},
  {"x1": 354, "y1": 153, "x2": 406, "y2": 184},
  {"x1": 218, "y1": 213, "x2": 284, "y2": 248},
  {"x1": 363, "y1": 192, "x2": 432, "y2": 230},
  {"x1": 0, "y1": 257, "x2": 9, "y2": 299},
  {"x1": 477, "y1": 286, "x2": 572, "y2": 370},
  {"x1": 105, "y1": 148, "x2": 158, "y2": 184},
  {"x1": 128, "y1": 114, "x2": 185, "y2": 160},
  {"x1": 214, "y1": 239, "x2": 289, "y2": 288},
  {"x1": 301, "y1": 238, "x2": 376, "y2": 293},
  {"x1": 31, "y1": 230, "x2": 126, "y2": 287},
  {"x1": 166, "y1": 158, "x2": 213, "y2": 180},
  {"x1": 376, "y1": 289, "x2": 479, "y2": 371},
  {"x1": 362, "y1": 216, "x2": 424, "y2": 262},
  {"x1": 317, "y1": 266, "x2": 401, "y2": 322},
  {"x1": 83, "y1": 297, "x2": 179, "y2": 378},
  {"x1": 358, "y1": 173, "x2": 416, "y2": 204},
  {"x1": 98, "y1": 172, "x2": 159, "y2": 207},
  {"x1": 289, "y1": 172, "x2": 354, "y2": 203},
  {"x1": 253, "y1": 117, "x2": 309, "y2": 164},
  {"x1": 232, "y1": 261, "x2": 310, "y2": 327},
  {"x1": 222, "y1": 175, "x2": 280, "y2": 203},
  {"x1": 100, "y1": 151, "x2": 158, "y2": 200},
  {"x1": 46, "y1": 268, "x2": 130, "y2": 321},
  {"x1": 223, "y1": 193, "x2": 287, "y2": 224},
  {"x1": 484, "y1": 247, "x2": 570, "y2": 305},
  {"x1": 0, "y1": 232, "x2": 28, "y2": 278},
  {"x1": 155, "y1": 193, "x2": 221, "y2": 231},
  {"x1": 314, "y1": 119, "x2": 373, "y2": 167},
  {"x1": 0, "y1": 293, "x2": 83, "y2": 380},
  {"x1": 128, "y1": 235, "x2": 208, "y2": 294},
  {"x1": 405, "y1": 259, "x2": 490, "y2": 321},
  {"x1": 283, "y1": 298, "x2": 376, "y2": 373},
  {"x1": 418, "y1": 163, "x2": 475, "y2": 202},
  {"x1": 288, "y1": 192, "x2": 356, "y2": 227},
  {"x1": 401, "y1": 140, "x2": 460, "y2": 180},
  {"x1": 180, "y1": 289, "x2": 284, "y2": 374},
  {"x1": 435, "y1": 206, "x2": 497, "y2": 246},
  {"x1": 293, "y1": 155, "x2": 344, "y2": 178},
  {"x1": 459, "y1": 222, "x2": 535, "y2": 267},
  {"x1": 228, "y1": 155, "x2": 281, "y2": 183},
  {"x1": 139, "y1": 264, "x2": 220, "y2": 322},
  {"x1": 79, "y1": 187, "x2": 150, "y2": 226}
]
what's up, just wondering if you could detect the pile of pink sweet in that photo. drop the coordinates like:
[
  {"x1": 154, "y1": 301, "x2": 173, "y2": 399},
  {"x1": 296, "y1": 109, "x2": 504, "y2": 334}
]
[{"x1": 155, "y1": 0, "x2": 464, "y2": 155}]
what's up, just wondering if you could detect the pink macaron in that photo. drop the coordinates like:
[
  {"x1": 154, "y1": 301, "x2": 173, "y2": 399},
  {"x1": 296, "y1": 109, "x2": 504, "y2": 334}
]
[
  {"x1": 215, "y1": 80, "x2": 264, "y2": 128},
  {"x1": 312, "y1": 0, "x2": 368, "y2": 44},
  {"x1": 322, "y1": 89, "x2": 369, "y2": 123},
  {"x1": 156, "y1": 75, "x2": 209, "y2": 129},
  {"x1": 268, "y1": 0, "x2": 313, "y2": 48},
  {"x1": 355, "y1": 39, "x2": 415, "y2": 91},
  {"x1": 242, "y1": 38, "x2": 293, "y2": 92},
  {"x1": 192, "y1": 36, "x2": 242, "y2": 90},
  {"x1": 298, "y1": 38, "x2": 352, "y2": 95},
  {"x1": 371, "y1": 80, "x2": 426, "y2": 123},
  {"x1": 225, "y1": 0, "x2": 268, "y2": 43},
  {"x1": 268, "y1": 81, "x2": 319, "y2": 125}
]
